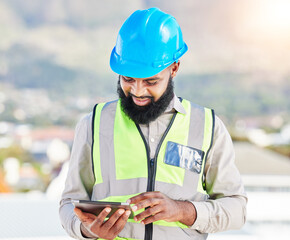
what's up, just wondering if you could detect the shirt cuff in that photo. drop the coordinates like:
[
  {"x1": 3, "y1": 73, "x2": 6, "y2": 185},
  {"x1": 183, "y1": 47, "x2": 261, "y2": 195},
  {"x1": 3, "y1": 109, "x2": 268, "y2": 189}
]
[
  {"x1": 189, "y1": 201, "x2": 209, "y2": 232},
  {"x1": 74, "y1": 218, "x2": 98, "y2": 240}
]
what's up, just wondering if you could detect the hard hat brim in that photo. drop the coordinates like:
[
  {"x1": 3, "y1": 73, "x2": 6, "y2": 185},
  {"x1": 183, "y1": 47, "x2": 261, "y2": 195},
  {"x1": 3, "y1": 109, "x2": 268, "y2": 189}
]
[{"x1": 110, "y1": 44, "x2": 188, "y2": 78}]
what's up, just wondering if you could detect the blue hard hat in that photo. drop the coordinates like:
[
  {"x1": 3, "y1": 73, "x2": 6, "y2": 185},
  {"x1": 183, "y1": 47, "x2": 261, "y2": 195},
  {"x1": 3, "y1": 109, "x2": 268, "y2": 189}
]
[{"x1": 110, "y1": 8, "x2": 188, "y2": 78}]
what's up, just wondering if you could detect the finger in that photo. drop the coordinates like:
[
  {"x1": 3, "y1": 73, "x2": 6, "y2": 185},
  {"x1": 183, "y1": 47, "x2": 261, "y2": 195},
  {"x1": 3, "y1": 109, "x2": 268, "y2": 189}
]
[
  {"x1": 74, "y1": 207, "x2": 96, "y2": 224},
  {"x1": 141, "y1": 212, "x2": 164, "y2": 225},
  {"x1": 90, "y1": 208, "x2": 112, "y2": 233},
  {"x1": 134, "y1": 205, "x2": 162, "y2": 222},
  {"x1": 131, "y1": 198, "x2": 160, "y2": 212},
  {"x1": 102, "y1": 208, "x2": 126, "y2": 230},
  {"x1": 111, "y1": 210, "x2": 131, "y2": 236},
  {"x1": 128, "y1": 191, "x2": 161, "y2": 204},
  {"x1": 94, "y1": 207, "x2": 112, "y2": 223}
]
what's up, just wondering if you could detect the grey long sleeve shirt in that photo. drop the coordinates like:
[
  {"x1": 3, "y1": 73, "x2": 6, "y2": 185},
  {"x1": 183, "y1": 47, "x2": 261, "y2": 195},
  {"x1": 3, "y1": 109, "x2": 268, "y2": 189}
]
[{"x1": 59, "y1": 95, "x2": 247, "y2": 239}]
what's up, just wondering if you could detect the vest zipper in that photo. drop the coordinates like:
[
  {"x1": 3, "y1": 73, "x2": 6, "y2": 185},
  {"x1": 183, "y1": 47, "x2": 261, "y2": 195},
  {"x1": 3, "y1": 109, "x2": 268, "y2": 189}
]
[
  {"x1": 135, "y1": 125, "x2": 153, "y2": 240},
  {"x1": 150, "y1": 158, "x2": 154, "y2": 166},
  {"x1": 149, "y1": 158, "x2": 154, "y2": 188},
  {"x1": 135, "y1": 112, "x2": 177, "y2": 240},
  {"x1": 150, "y1": 112, "x2": 177, "y2": 192}
]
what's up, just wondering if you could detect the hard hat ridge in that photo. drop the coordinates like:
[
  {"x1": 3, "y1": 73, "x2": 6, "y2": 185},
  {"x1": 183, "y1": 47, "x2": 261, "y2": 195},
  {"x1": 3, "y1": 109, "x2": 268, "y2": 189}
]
[{"x1": 110, "y1": 7, "x2": 187, "y2": 78}]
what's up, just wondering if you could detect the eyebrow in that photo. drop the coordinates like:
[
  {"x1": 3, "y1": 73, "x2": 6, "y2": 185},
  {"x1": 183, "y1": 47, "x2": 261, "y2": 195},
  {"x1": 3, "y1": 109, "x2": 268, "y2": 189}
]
[
  {"x1": 145, "y1": 77, "x2": 160, "y2": 81},
  {"x1": 124, "y1": 76, "x2": 160, "y2": 81}
]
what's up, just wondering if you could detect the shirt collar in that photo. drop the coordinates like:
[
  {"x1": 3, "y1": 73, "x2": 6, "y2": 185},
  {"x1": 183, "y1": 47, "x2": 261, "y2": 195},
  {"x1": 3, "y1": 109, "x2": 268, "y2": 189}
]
[{"x1": 165, "y1": 94, "x2": 187, "y2": 115}]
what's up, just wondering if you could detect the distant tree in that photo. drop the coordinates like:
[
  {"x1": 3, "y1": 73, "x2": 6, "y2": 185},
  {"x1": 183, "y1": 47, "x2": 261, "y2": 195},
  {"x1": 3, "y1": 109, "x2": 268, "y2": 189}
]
[{"x1": 0, "y1": 145, "x2": 33, "y2": 166}]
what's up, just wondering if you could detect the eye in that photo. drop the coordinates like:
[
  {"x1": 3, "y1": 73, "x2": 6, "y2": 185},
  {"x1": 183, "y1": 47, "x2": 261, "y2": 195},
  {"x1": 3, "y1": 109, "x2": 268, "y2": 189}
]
[
  {"x1": 146, "y1": 80, "x2": 158, "y2": 86},
  {"x1": 122, "y1": 76, "x2": 134, "y2": 83}
]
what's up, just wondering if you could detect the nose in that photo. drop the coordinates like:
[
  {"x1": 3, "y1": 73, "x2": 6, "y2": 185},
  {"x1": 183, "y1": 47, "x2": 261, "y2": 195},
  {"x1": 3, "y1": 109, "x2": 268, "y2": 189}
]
[{"x1": 132, "y1": 81, "x2": 146, "y2": 97}]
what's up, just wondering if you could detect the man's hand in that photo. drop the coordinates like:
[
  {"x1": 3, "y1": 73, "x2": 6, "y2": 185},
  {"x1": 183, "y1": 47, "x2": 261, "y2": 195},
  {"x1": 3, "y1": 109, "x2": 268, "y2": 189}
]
[
  {"x1": 128, "y1": 191, "x2": 197, "y2": 226},
  {"x1": 74, "y1": 207, "x2": 131, "y2": 240}
]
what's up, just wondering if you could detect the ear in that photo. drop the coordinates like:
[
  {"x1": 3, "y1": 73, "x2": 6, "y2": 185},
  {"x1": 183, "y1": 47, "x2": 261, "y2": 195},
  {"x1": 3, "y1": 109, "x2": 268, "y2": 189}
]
[{"x1": 170, "y1": 61, "x2": 180, "y2": 78}]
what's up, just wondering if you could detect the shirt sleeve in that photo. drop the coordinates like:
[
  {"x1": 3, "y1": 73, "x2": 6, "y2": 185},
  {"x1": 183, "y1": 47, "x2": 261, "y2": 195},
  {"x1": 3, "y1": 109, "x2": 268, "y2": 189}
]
[
  {"x1": 59, "y1": 113, "x2": 97, "y2": 240},
  {"x1": 190, "y1": 115, "x2": 247, "y2": 233}
]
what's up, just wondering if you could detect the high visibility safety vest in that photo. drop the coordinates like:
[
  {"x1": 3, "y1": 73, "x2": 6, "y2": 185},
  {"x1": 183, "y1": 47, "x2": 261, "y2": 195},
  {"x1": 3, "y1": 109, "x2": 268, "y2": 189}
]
[{"x1": 91, "y1": 98, "x2": 215, "y2": 240}]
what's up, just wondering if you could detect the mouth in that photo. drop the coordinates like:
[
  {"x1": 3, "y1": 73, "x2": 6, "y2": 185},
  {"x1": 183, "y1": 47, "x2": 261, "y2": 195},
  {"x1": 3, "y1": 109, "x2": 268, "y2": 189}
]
[{"x1": 132, "y1": 96, "x2": 152, "y2": 106}]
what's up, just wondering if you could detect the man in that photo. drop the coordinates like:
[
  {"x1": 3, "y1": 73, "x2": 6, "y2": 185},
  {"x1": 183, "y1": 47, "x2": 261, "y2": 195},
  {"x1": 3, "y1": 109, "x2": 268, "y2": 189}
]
[{"x1": 59, "y1": 7, "x2": 247, "y2": 240}]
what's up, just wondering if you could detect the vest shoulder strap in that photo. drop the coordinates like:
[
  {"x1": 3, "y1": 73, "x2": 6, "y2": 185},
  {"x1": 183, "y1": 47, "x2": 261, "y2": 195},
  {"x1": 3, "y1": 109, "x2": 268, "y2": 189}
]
[{"x1": 200, "y1": 107, "x2": 215, "y2": 192}]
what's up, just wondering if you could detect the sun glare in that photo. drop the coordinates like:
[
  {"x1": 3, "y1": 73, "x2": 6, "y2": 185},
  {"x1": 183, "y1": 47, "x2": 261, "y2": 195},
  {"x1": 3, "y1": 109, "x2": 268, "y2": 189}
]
[
  {"x1": 235, "y1": 0, "x2": 290, "y2": 74},
  {"x1": 263, "y1": 0, "x2": 290, "y2": 29},
  {"x1": 251, "y1": 0, "x2": 290, "y2": 35}
]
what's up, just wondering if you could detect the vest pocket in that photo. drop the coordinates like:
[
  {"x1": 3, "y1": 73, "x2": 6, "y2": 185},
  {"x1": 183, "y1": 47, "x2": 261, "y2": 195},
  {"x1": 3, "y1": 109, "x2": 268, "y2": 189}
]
[{"x1": 164, "y1": 141, "x2": 205, "y2": 173}]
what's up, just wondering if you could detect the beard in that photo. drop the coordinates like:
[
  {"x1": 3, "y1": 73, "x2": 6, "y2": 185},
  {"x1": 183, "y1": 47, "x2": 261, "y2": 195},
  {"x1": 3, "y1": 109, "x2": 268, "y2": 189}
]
[{"x1": 117, "y1": 75, "x2": 174, "y2": 125}]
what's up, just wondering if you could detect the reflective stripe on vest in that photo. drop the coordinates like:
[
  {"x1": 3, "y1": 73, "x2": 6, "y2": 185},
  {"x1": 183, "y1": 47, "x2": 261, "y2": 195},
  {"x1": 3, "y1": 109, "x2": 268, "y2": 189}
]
[{"x1": 91, "y1": 99, "x2": 214, "y2": 240}]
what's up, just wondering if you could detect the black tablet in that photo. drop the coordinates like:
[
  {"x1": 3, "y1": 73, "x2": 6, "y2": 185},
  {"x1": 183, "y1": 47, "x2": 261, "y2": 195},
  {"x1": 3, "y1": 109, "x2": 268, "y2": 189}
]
[{"x1": 72, "y1": 199, "x2": 134, "y2": 219}]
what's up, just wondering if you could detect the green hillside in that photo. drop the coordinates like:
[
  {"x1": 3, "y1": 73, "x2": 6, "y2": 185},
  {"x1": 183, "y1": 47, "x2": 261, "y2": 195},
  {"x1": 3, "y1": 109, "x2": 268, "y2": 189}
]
[{"x1": 0, "y1": 0, "x2": 289, "y2": 121}]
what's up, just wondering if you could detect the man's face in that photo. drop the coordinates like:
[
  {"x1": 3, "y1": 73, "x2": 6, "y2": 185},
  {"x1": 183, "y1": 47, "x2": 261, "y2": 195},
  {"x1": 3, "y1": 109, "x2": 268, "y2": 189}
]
[
  {"x1": 117, "y1": 63, "x2": 180, "y2": 124},
  {"x1": 120, "y1": 67, "x2": 171, "y2": 106}
]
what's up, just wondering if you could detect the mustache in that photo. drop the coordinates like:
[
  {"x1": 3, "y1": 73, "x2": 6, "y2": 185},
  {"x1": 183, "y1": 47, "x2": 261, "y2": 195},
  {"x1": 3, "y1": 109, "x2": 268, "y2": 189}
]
[{"x1": 128, "y1": 92, "x2": 154, "y2": 100}]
